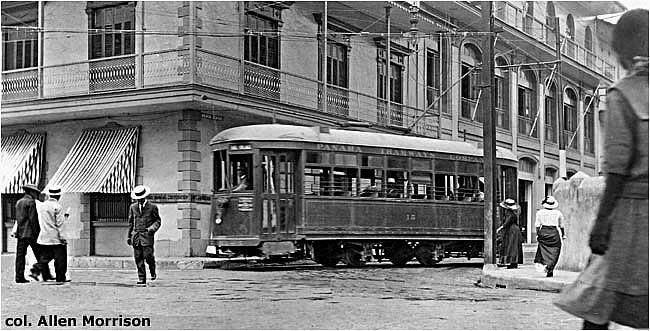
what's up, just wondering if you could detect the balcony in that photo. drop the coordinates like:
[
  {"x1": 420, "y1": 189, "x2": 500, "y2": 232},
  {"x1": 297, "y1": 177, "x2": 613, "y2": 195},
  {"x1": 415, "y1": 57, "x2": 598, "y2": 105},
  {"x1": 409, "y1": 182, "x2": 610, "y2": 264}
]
[
  {"x1": 1, "y1": 47, "x2": 439, "y2": 138},
  {"x1": 518, "y1": 115, "x2": 538, "y2": 138},
  {"x1": 492, "y1": 1, "x2": 616, "y2": 80}
]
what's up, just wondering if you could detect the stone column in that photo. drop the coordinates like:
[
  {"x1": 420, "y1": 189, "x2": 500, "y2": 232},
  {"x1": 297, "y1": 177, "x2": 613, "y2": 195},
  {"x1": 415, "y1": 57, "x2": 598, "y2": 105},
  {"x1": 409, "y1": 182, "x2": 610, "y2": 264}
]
[
  {"x1": 450, "y1": 44, "x2": 460, "y2": 140},
  {"x1": 177, "y1": 109, "x2": 202, "y2": 256}
]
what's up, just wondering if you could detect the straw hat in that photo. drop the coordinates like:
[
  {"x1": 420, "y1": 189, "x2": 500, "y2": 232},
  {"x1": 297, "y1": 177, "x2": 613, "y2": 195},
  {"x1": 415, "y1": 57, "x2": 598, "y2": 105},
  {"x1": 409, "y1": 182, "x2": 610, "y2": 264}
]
[
  {"x1": 45, "y1": 185, "x2": 62, "y2": 196},
  {"x1": 542, "y1": 196, "x2": 559, "y2": 209},
  {"x1": 131, "y1": 185, "x2": 151, "y2": 200},
  {"x1": 22, "y1": 184, "x2": 40, "y2": 194},
  {"x1": 499, "y1": 198, "x2": 520, "y2": 210}
]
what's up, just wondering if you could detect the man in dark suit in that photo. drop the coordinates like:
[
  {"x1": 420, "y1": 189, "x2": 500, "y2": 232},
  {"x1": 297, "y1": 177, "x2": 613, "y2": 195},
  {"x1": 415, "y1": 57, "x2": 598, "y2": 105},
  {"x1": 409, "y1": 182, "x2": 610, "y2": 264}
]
[
  {"x1": 127, "y1": 185, "x2": 161, "y2": 285},
  {"x1": 13, "y1": 184, "x2": 41, "y2": 283}
]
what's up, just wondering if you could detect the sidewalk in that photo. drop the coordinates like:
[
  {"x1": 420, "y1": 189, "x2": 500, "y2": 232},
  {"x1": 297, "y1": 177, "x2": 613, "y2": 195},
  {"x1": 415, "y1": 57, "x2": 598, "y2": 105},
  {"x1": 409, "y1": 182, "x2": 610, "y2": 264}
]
[{"x1": 480, "y1": 263, "x2": 579, "y2": 292}]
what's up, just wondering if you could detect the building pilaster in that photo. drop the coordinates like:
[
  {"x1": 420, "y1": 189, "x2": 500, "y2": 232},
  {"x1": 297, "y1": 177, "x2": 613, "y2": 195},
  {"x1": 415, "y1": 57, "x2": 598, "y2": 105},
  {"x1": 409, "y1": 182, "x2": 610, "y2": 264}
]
[{"x1": 177, "y1": 109, "x2": 202, "y2": 256}]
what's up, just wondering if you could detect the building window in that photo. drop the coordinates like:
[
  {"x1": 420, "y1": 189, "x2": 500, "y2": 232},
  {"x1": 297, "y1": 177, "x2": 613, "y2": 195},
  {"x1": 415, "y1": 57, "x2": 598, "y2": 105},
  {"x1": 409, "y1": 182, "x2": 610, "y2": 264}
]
[
  {"x1": 584, "y1": 96, "x2": 595, "y2": 154},
  {"x1": 460, "y1": 44, "x2": 481, "y2": 122},
  {"x1": 545, "y1": 82, "x2": 558, "y2": 143},
  {"x1": 3, "y1": 23, "x2": 38, "y2": 71},
  {"x1": 566, "y1": 14, "x2": 576, "y2": 58},
  {"x1": 523, "y1": 1, "x2": 534, "y2": 35},
  {"x1": 426, "y1": 49, "x2": 440, "y2": 110},
  {"x1": 319, "y1": 42, "x2": 348, "y2": 88},
  {"x1": 377, "y1": 49, "x2": 403, "y2": 104},
  {"x1": 585, "y1": 26, "x2": 594, "y2": 67},
  {"x1": 518, "y1": 68, "x2": 538, "y2": 137},
  {"x1": 244, "y1": 14, "x2": 280, "y2": 69},
  {"x1": 545, "y1": 2, "x2": 556, "y2": 46},
  {"x1": 495, "y1": 57, "x2": 510, "y2": 130},
  {"x1": 89, "y1": 4, "x2": 135, "y2": 59},
  {"x1": 563, "y1": 88, "x2": 578, "y2": 149}
]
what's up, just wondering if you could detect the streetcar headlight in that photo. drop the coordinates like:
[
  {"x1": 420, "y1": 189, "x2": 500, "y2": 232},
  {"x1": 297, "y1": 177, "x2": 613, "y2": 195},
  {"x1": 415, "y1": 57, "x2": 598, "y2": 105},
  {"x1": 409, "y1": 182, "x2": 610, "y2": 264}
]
[{"x1": 215, "y1": 217, "x2": 222, "y2": 224}]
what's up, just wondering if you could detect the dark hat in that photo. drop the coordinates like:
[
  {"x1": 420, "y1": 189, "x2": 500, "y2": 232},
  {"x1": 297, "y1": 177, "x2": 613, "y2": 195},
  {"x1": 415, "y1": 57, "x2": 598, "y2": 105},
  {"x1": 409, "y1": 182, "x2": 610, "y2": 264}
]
[
  {"x1": 45, "y1": 185, "x2": 62, "y2": 196},
  {"x1": 22, "y1": 184, "x2": 40, "y2": 194}
]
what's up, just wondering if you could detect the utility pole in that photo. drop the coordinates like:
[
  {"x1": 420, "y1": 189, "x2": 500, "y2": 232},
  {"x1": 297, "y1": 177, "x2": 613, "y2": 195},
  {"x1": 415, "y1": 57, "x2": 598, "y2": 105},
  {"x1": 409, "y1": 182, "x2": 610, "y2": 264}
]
[
  {"x1": 481, "y1": 1, "x2": 497, "y2": 265},
  {"x1": 555, "y1": 17, "x2": 566, "y2": 178},
  {"x1": 385, "y1": 5, "x2": 391, "y2": 123},
  {"x1": 323, "y1": 1, "x2": 328, "y2": 114}
]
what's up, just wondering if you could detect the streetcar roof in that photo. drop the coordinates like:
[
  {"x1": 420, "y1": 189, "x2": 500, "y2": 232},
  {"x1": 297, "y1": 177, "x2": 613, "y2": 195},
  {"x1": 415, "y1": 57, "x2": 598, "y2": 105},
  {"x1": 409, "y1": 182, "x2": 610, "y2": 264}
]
[{"x1": 210, "y1": 124, "x2": 518, "y2": 161}]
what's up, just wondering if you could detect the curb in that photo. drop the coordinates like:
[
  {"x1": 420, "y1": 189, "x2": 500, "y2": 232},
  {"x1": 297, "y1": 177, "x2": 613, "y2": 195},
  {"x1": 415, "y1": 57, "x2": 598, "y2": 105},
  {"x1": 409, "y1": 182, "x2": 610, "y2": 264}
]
[
  {"x1": 479, "y1": 264, "x2": 575, "y2": 293},
  {"x1": 66, "y1": 257, "x2": 254, "y2": 270}
]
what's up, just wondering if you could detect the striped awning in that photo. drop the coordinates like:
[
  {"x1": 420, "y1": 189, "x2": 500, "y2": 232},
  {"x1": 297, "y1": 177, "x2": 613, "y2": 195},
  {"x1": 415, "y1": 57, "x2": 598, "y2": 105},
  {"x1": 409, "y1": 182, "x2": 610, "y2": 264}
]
[
  {"x1": 1, "y1": 133, "x2": 45, "y2": 193},
  {"x1": 48, "y1": 126, "x2": 139, "y2": 193}
]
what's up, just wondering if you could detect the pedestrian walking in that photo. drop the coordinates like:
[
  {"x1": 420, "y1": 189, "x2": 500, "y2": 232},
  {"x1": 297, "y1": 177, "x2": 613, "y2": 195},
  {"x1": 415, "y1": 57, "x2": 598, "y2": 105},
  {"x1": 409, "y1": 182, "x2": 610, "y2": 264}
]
[
  {"x1": 533, "y1": 196, "x2": 565, "y2": 277},
  {"x1": 31, "y1": 185, "x2": 70, "y2": 283},
  {"x1": 555, "y1": 9, "x2": 648, "y2": 330},
  {"x1": 497, "y1": 198, "x2": 523, "y2": 269},
  {"x1": 12, "y1": 184, "x2": 44, "y2": 283},
  {"x1": 127, "y1": 185, "x2": 161, "y2": 285}
]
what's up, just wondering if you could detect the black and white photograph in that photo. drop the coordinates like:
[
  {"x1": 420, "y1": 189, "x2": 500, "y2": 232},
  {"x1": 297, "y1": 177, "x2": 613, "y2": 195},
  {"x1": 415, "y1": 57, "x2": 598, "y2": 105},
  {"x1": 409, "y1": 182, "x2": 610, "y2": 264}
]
[{"x1": 1, "y1": 0, "x2": 647, "y2": 329}]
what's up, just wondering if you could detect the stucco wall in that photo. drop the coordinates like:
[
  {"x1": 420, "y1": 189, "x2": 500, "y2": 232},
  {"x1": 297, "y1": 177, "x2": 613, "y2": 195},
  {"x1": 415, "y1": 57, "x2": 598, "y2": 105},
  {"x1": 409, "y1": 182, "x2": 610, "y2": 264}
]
[
  {"x1": 281, "y1": 6, "x2": 319, "y2": 80},
  {"x1": 43, "y1": 2, "x2": 88, "y2": 67},
  {"x1": 199, "y1": 1, "x2": 240, "y2": 58},
  {"x1": 553, "y1": 172, "x2": 605, "y2": 272},
  {"x1": 143, "y1": 2, "x2": 184, "y2": 52}
]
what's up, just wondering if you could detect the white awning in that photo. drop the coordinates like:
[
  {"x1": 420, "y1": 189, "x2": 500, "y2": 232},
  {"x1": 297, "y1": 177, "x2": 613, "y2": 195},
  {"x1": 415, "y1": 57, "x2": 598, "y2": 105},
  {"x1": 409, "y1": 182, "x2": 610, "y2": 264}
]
[
  {"x1": 48, "y1": 126, "x2": 139, "y2": 193},
  {"x1": 1, "y1": 133, "x2": 45, "y2": 193}
]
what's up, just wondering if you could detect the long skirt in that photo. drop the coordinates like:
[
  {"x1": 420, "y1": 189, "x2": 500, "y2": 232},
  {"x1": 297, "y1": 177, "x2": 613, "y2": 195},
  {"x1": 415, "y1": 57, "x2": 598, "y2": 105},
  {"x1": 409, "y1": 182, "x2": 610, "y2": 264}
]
[
  {"x1": 499, "y1": 224, "x2": 523, "y2": 265},
  {"x1": 534, "y1": 226, "x2": 561, "y2": 271},
  {"x1": 555, "y1": 198, "x2": 648, "y2": 328}
]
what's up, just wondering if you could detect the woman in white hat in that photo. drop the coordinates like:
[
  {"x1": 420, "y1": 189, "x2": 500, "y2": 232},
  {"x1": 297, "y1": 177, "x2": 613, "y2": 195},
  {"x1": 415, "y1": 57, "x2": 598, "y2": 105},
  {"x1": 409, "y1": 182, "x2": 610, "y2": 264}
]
[
  {"x1": 497, "y1": 198, "x2": 523, "y2": 269},
  {"x1": 533, "y1": 196, "x2": 566, "y2": 277}
]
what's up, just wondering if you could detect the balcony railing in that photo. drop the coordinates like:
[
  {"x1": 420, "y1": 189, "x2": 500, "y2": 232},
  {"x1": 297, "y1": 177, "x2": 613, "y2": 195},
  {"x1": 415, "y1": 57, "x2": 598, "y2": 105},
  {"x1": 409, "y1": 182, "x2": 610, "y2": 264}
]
[
  {"x1": 493, "y1": 1, "x2": 616, "y2": 80},
  {"x1": 518, "y1": 115, "x2": 538, "y2": 138},
  {"x1": 562, "y1": 130, "x2": 579, "y2": 150},
  {"x1": 2, "y1": 47, "x2": 439, "y2": 138},
  {"x1": 545, "y1": 124, "x2": 558, "y2": 143}
]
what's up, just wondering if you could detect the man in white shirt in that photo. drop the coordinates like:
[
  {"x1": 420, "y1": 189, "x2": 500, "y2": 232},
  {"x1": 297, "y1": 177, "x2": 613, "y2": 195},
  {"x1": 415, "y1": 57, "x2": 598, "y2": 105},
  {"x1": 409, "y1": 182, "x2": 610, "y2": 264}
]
[{"x1": 31, "y1": 185, "x2": 70, "y2": 283}]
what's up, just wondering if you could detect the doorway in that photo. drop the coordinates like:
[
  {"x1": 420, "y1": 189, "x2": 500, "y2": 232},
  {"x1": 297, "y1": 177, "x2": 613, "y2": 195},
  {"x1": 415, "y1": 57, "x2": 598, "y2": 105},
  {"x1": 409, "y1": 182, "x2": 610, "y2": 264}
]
[{"x1": 518, "y1": 179, "x2": 533, "y2": 243}]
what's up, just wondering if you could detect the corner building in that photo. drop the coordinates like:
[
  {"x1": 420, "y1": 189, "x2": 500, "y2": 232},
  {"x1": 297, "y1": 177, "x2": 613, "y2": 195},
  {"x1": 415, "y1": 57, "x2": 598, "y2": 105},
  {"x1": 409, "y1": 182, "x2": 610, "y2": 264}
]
[{"x1": 1, "y1": 1, "x2": 624, "y2": 256}]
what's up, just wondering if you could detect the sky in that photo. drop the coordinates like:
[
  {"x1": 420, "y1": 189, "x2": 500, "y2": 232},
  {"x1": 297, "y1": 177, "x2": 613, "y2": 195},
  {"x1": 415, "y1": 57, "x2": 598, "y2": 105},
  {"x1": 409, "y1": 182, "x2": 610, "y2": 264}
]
[{"x1": 618, "y1": 0, "x2": 650, "y2": 10}]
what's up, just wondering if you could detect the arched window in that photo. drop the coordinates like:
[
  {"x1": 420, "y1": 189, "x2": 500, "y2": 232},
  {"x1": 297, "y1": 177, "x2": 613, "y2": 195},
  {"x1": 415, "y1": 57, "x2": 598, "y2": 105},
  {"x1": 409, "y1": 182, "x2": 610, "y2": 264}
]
[
  {"x1": 545, "y1": 81, "x2": 558, "y2": 143},
  {"x1": 545, "y1": 2, "x2": 556, "y2": 46},
  {"x1": 495, "y1": 57, "x2": 510, "y2": 130},
  {"x1": 566, "y1": 15, "x2": 576, "y2": 58},
  {"x1": 460, "y1": 43, "x2": 482, "y2": 121},
  {"x1": 585, "y1": 26, "x2": 594, "y2": 67},
  {"x1": 518, "y1": 67, "x2": 538, "y2": 137},
  {"x1": 544, "y1": 167, "x2": 558, "y2": 196},
  {"x1": 584, "y1": 95, "x2": 596, "y2": 154},
  {"x1": 563, "y1": 88, "x2": 578, "y2": 149}
]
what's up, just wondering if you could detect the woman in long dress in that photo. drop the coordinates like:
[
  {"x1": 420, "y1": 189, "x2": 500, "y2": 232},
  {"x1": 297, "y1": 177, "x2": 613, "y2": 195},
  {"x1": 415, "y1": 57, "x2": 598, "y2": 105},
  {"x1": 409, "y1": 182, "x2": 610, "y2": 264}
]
[
  {"x1": 555, "y1": 9, "x2": 648, "y2": 330},
  {"x1": 497, "y1": 198, "x2": 523, "y2": 269},
  {"x1": 534, "y1": 196, "x2": 565, "y2": 277}
]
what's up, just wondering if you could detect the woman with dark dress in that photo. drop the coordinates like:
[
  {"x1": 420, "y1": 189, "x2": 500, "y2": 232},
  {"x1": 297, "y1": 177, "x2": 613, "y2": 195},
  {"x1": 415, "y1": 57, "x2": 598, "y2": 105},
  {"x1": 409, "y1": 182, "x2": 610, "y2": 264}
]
[
  {"x1": 554, "y1": 9, "x2": 648, "y2": 330},
  {"x1": 497, "y1": 198, "x2": 523, "y2": 269},
  {"x1": 534, "y1": 196, "x2": 566, "y2": 278}
]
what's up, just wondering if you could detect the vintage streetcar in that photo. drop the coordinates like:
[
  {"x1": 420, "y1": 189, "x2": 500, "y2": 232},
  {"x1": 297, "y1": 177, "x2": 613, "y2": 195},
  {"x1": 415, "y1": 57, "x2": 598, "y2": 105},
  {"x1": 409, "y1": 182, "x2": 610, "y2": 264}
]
[{"x1": 206, "y1": 124, "x2": 518, "y2": 266}]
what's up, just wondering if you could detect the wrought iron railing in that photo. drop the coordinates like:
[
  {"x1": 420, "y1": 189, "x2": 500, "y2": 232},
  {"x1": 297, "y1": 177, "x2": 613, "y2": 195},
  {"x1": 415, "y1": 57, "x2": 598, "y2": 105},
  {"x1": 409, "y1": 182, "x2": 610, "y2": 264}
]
[
  {"x1": 518, "y1": 115, "x2": 538, "y2": 138},
  {"x1": 493, "y1": 1, "x2": 616, "y2": 80},
  {"x1": 2, "y1": 47, "x2": 439, "y2": 138},
  {"x1": 562, "y1": 130, "x2": 578, "y2": 150}
]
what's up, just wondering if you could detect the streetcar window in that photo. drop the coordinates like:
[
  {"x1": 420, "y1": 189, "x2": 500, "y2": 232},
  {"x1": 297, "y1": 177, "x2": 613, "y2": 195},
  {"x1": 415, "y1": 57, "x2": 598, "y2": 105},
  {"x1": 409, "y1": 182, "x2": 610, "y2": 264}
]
[
  {"x1": 304, "y1": 167, "x2": 330, "y2": 195},
  {"x1": 411, "y1": 171, "x2": 433, "y2": 199},
  {"x1": 412, "y1": 158, "x2": 432, "y2": 170},
  {"x1": 306, "y1": 151, "x2": 329, "y2": 164},
  {"x1": 435, "y1": 159, "x2": 455, "y2": 173},
  {"x1": 214, "y1": 150, "x2": 228, "y2": 191},
  {"x1": 334, "y1": 153, "x2": 357, "y2": 166},
  {"x1": 360, "y1": 169, "x2": 383, "y2": 197},
  {"x1": 434, "y1": 174, "x2": 456, "y2": 200},
  {"x1": 333, "y1": 168, "x2": 358, "y2": 196},
  {"x1": 361, "y1": 154, "x2": 384, "y2": 167},
  {"x1": 386, "y1": 170, "x2": 407, "y2": 198},
  {"x1": 387, "y1": 156, "x2": 408, "y2": 169},
  {"x1": 230, "y1": 154, "x2": 253, "y2": 192},
  {"x1": 457, "y1": 175, "x2": 481, "y2": 201},
  {"x1": 457, "y1": 161, "x2": 479, "y2": 174},
  {"x1": 278, "y1": 154, "x2": 295, "y2": 194}
]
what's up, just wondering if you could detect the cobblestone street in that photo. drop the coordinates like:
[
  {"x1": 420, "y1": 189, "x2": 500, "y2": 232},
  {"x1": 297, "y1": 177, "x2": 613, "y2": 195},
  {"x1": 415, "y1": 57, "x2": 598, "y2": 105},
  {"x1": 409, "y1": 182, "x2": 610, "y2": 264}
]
[{"x1": 1, "y1": 255, "x2": 585, "y2": 329}]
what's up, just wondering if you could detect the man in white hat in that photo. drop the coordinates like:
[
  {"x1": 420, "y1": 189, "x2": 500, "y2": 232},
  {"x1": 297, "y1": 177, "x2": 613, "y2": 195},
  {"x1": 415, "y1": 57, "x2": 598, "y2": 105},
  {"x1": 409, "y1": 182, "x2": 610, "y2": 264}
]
[
  {"x1": 13, "y1": 184, "x2": 44, "y2": 283},
  {"x1": 127, "y1": 185, "x2": 161, "y2": 285},
  {"x1": 31, "y1": 185, "x2": 70, "y2": 282}
]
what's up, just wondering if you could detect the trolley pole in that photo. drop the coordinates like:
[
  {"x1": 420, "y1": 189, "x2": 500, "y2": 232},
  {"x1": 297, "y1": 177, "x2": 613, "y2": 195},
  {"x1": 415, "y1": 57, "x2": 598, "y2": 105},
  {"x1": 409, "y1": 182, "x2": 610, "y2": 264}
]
[{"x1": 481, "y1": 1, "x2": 497, "y2": 265}]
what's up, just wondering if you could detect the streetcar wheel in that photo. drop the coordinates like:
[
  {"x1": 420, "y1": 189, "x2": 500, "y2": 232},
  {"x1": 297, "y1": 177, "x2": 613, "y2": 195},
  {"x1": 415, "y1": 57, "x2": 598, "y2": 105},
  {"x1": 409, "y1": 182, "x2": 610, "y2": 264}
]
[
  {"x1": 414, "y1": 245, "x2": 442, "y2": 267},
  {"x1": 342, "y1": 246, "x2": 364, "y2": 267},
  {"x1": 313, "y1": 242, "x2": 341, "y2": 267},
  {"x1": 386, "y1": 241, "x2": 413, "y2": 266}
]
